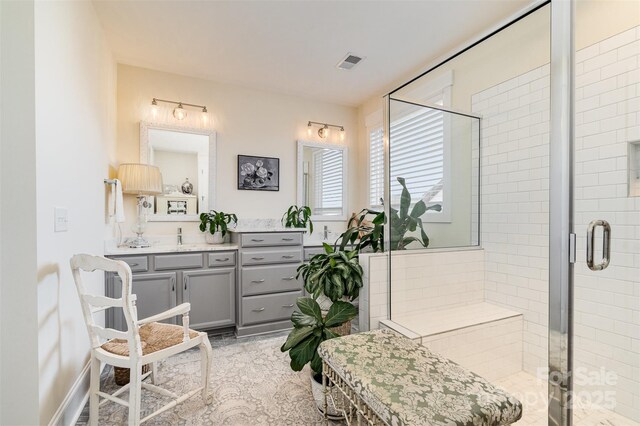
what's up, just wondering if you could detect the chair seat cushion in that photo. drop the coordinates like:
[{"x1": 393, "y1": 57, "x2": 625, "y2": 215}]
[{"x1": 102, "y1": 322, "x2": 200, "y2": 357}]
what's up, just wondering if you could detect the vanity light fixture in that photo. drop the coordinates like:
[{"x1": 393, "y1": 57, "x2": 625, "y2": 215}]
[
  {"x1": 150, "y1": 98, "x2": 208, "y2": 122},
  {"x1": 307, "y1": 121, "x2": 345, "y2": 140}
]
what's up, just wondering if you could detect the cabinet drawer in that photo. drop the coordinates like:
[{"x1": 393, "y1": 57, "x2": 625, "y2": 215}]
[
  {"x1": 115, "y1": 256, "x2": 148, "y2": 272},
  {"x1": 241, "y1": 233, "x2": 303, "y2": 247},
  {"x1": 242, "y1": 248, "x2": 302, "y2": 266},
  {"x1": 154, "y1": 253, "x2": 203, "y2": 270},
  {"x1": 242, "y1": 291, "x2": 302, "y2": 325},
  {"x1": 207, "y1": 252, "x2": 236, "y2": 268},
  {"x1": 241, "y1": 264, "x2": 302, "y2": 296},
  {"x1": 304, "y1": 247, "x2": 326, "y2": 261}
]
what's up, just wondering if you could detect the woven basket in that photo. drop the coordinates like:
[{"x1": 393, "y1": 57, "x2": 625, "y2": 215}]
[
  {"x1": 114, "y1": 364, "x2": 150, "y2": 386},
  {"x1": 328, "y1": 320, "x2": 351, "y2": 336}
]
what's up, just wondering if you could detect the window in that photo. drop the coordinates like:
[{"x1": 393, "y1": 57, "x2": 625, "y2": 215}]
[
  {"x1": 312, "y1": 149, "x2": 343, "y2": 216},
  {"x1": 389, "y1": 98, "x2": 445, "y2": 209},
  {"x1": 367, "y1": 72, "x2": 452, "y2": 223}
]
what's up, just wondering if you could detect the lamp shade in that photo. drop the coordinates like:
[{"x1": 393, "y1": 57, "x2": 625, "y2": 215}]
[{"x1": 117, "y1": 163, "x2": 163, "y2": 195}]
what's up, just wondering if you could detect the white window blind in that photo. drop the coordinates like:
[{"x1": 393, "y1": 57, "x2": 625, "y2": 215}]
[
  {"x1": 369, "y1": 127, "x2": 384, "y2": 209},
  {"x1": 313, "y1": 149, "x2": 343, "y2": 216},
  {"x1": 368, "y1": 98, "x2": 445, "y2": 211},
  {"x1": 389, "y1": 103, "x2": 444, "y2": 207}
]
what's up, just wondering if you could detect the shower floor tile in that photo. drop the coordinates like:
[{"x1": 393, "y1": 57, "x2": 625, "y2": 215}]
[{"x1": 493, "y1": 371, "x2": 638, "y2": 425}]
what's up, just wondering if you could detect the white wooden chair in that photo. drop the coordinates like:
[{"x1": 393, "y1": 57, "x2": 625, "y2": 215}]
[{"x1": 70, "y1": 254, "x2": 213, "y2": 425}]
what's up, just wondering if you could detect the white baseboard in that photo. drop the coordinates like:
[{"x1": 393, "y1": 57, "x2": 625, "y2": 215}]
[{"x1": 47, "y1": 361, "x2": 98, "y2": 426}]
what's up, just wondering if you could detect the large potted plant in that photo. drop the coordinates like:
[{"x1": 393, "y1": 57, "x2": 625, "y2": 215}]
[
  {"x1": 337, "y1": 177, "x2": 442, "y2": 252},
  {"x1": 281, "y1": 297, "x2": 357, "y2": 419},
  {"x1": 199, "y1": 210, "x2": 237, "y2": 244},
  {"x1": 296, "y1": 243, "x2": 363, "y2": 318},
  {"x1": 282, "y1": 205, "x2": 313, "y2": 234}
]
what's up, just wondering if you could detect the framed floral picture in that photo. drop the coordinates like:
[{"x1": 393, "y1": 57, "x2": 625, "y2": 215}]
[{"x1": 237, "y1": 155, "x2": 280, "y2": 191}]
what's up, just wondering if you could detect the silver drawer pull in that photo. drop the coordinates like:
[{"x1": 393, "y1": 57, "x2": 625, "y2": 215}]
[
  {"x1": 129, "y1": 263, "x2": 139, "y2": 267},
  {"x1": 282, "y1": 238, "x2": 294, "y2": 241},
  {"x1": 251, "y1": 279, "x2": 265, "y2": 284},
  {"x1": 252, "y1": 307, "x2": 265, "y2": 312},
  {"x1": 251, "y1": 239, "x2": 264, "y2": 242},
  {"x1": 251, "y1": 257, "x2": 265, "y2": 260},
  {"x1": 282, "y1": 276, "x2": 295, "y2": 281},
  {"x1": 282, "y1": 255, "x2": 294, "y2": 259},
  {"x1": 215, "y1": 257, "x2": 230, "y2": 262},
  {"x1": 282, "y1": 304, "x2": 294, "y2": 308}
]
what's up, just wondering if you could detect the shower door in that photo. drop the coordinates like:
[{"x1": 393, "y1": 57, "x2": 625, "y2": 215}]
[
  {"x1": 571, "y1": 0, "x2": 640, "y2": 423},
  {"x1": 551, "y1": 1, "x2": 640, "y2": 424}
]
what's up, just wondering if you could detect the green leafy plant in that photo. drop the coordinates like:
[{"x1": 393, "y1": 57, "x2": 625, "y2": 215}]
[
  {"x1": 297, "y1": 243, "x2": 363, "y2": 303},
  {"x1": 337, "y1": 208, "x2": 385, "y2": 253},
  {"x1": 282, "y1": 205, "x2": 313, "y2": 234},
  {"x1": 281, "y1": 297, "x2": 357, "y2": 374},
  {"x1": 336, "y1": 177, "x2": 442, "y2": 252},
  {"x1": 198, "y1": 210, "x2": 238, "y2": 238}
]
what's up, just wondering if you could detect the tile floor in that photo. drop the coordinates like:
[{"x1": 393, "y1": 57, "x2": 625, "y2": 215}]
[{"x1": 495, "y1": 371, "x2": 639, "y2": 426}]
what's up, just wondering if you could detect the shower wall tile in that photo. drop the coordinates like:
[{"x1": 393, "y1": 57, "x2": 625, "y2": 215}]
[{"x1": 473, "y1": 25, "x2": 639, "y2": 421}]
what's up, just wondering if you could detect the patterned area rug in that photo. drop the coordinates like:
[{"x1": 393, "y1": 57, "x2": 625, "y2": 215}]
[{"x1": 82, "y1": 335, "x2": 328, "y2": 425}]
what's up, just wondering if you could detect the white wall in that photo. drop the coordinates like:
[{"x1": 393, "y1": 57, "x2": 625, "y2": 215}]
[
  {"x1": 34, "y1": 1, "x2": 117, "y2": 424},
  {"x1": 0, "y1": 1, "x2": 40, "y2": 424},
  {"x1": 116, "y1": 64, "x2": 361, "y2": 241}
]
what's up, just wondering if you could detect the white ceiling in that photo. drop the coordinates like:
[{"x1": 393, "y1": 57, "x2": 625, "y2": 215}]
[{"x1": 93, "y1": 0, "x2": 534, "y2": 107}]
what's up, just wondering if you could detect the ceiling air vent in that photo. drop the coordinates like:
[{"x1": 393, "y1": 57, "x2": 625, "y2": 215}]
[{"x1": 336, "y1": 53, "x2": 364, "y2": 70}]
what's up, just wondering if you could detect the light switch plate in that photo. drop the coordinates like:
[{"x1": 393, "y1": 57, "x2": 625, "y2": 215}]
[{"x1": 54, "y1": 207, "x2": 68, "y2": 232}]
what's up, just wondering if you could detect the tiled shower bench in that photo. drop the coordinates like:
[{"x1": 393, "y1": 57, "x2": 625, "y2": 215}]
[
  {"x1": 381, "y1": 302, "x2": 523, "y2": 382},
  {"x1": 318, "y1": 329, "x2": 523, "y2": 426}
]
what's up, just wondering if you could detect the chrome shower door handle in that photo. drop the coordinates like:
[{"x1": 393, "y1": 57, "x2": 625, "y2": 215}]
[{"x1": 586, "y1": 219, "x2": 611, "y2": 271}]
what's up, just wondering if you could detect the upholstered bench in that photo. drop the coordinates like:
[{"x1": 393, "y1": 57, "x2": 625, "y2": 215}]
[{"x1": 318, "y1": 329, "x2": 523, "y2": 426}]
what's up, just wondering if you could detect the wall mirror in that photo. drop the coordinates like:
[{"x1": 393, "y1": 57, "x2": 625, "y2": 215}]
[
  {"x1": 140, "y1": 121, "x2": 216, "y2": 221},
  {"x1": 297, "y1": 140, "x2": 348, "y2": 221}
]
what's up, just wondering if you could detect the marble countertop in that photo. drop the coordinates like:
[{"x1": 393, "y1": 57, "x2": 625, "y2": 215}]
[
  {"x1": 104, "y1": 243, "x2": 238, "y2": 256},
  {"x1": 229, "y1": 227, "x2": 307, "y2": 233}
]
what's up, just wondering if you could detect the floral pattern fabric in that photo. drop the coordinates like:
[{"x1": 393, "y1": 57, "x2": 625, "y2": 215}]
[{"x1": 318, "y1": 329, "x2": 523, "y2": 426}]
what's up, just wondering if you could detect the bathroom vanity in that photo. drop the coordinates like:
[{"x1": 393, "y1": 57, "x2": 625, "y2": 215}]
[
  {"x1": 104, "y1": 245, "x2": 237, "y2": 332},
  {"x1": 104, "y1": 228, "x2": 307, "y2": 337}
]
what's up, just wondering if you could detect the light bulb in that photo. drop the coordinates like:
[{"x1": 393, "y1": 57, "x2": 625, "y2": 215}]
[
  {"x1": 318, "y1": 125, "x2": 329, "y2": 139},
  {"x1": 173, "y1": 104, "x2": 187, "y2": 120},
  {"x1": 340, "y1": 128, "x2": 345, "y2": 141},
  {"x1": 307, "y1": 123, "x2": 312, "y2": 136}
]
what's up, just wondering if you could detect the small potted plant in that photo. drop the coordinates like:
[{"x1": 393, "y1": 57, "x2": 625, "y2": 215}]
[
  {"x1": 282, "y1": 205, "x2": 313, "y2": 234},
  {"x1": 281, "y1": 297, "x2": 357, "y2": 419},
  {"x1": 199, "y1": 210, "x2": 237, "y2": 244}
]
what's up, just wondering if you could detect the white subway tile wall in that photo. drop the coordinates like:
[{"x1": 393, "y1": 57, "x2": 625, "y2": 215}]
[{"x1": 472, "y1": 25, "x2": 639, "y2": 421}]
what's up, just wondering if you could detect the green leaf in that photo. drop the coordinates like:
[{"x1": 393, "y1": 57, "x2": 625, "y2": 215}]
[
  {"x1": 397, "y1": 177, "x2": 411, "y2": 219},
  {"x1": 410, "y1": 200, "x2": 427, "y2": 218},
  {"x1": 322, "y1": 242, "x2": 334, "y2": 254},
  {"x1": 296, "y1": 297, "x2": 323, "y2": 322},
  {"x1": 281, "y1": 325, "x2": 314, "y2": 351},
  {"x1": 288, "y1": 335, "x2": 321, "y2": 371},
  {"x1": 324, "y1": 301, "x2": 357, "y2": 328},
  {"x1": 291, "y1": 310, "x2": 319, "y2": 327},
  {"x1": 310, "y1": 352, "x2": 323, "y2": 375}
]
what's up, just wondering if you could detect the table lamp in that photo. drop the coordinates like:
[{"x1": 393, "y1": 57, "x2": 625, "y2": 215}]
[{"x1": 117, "y1": 163, "x2": 163, "y2": 248}]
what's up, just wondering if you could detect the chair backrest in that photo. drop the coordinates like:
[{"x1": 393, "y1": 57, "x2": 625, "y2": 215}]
[{"x1": 70, "y1": 254, "x2": 143, "y2": 356}]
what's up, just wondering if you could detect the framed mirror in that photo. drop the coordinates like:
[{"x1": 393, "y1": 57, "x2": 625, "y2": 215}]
[
  {"x1": 140, "y1": 121, "x2": 216, "y2": 221},
  {"x1": 297, "y1": 140, "x2": 348, "y2": 221}
]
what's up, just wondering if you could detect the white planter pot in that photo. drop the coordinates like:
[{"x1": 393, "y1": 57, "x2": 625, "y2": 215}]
[
  {"x1": 205, "y1": 231, "x2": 225, "y2": 244},
  {"x1": 309, "y1": 371, "x2": 344, "y2": 421}
]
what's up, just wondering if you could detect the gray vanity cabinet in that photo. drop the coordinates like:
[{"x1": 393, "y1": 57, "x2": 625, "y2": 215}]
[
  {"x1": 231, "y1": 231, "x2": 305, "y2": 337},
  {"x1": 111, "y1": 272, "x2": 178, "y2": 331},
  {"x1": 182, "y1": 268, "x2": 235, "y2": 330},
  {"x1": 106, "y1": 251, "x2": 236, "y2": 332}
]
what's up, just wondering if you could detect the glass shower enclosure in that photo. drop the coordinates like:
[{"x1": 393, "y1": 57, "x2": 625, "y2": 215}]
[{"x1": 382, "y1": 1, "x2": 639, "y2": 424}]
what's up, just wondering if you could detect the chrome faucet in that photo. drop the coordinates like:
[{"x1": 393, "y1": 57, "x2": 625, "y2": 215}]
[
  {"x1": 177, "y1": 227, "x2": 183, "y2": 246},
  {"x1": 323, "y1": 225, "x2": 329, "y2": 240}
]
